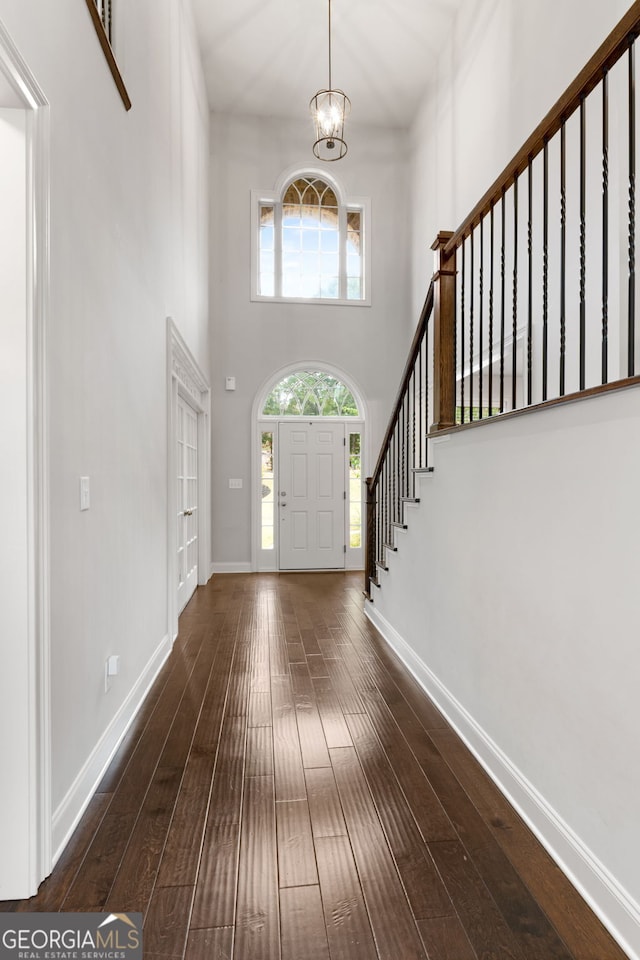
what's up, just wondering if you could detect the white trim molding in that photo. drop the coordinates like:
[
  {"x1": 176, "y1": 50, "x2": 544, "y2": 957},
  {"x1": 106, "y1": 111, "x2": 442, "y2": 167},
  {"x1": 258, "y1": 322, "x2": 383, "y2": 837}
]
[
  {"x1": 210, "y1": 562, "x2": 253, "y2": 575},
  {"x1": 365, "y1": 601, "x2": 640, "y2": 960},
  {"x1": 0, "y1": 18, "x2": 51, "y2": 897},
  {"x1": 167, "y1": 318, "x2": 212, "y2": 641}
]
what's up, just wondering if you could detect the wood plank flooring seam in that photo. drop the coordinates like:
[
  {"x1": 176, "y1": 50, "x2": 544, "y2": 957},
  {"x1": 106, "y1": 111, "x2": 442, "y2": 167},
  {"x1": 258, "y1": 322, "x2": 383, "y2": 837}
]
[{"x1": 5, "y1": 574, "x2": 628, "y2": 960}]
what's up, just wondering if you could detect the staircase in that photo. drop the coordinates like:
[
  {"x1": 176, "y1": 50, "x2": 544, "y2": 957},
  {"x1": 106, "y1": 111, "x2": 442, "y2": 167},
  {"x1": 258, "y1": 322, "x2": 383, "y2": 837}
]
[{"x1": 365, "y1": 1, "x2": 640, "y2": 600}]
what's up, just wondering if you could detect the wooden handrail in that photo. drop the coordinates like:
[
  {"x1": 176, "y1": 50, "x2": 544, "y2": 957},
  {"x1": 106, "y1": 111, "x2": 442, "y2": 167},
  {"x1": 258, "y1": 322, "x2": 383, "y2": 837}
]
[
  {"x1": 445, "y1": 0, "x2": 640, "y2": 254},
  {"x1": 84, "y1": 0, "x2": 132, "y2": 111},
  {"x1": 369, "y1": 279, "x2": 434, "y2": 487}
]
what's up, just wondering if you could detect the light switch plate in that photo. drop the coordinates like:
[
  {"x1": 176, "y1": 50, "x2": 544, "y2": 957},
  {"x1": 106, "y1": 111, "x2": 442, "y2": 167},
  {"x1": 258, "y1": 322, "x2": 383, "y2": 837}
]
[
  {"x1": 229, "y1": 478, "x2": 243, "y2": 489},
  {"x1": 80, "y1": 476, "x2": 90, "y2": 511}
]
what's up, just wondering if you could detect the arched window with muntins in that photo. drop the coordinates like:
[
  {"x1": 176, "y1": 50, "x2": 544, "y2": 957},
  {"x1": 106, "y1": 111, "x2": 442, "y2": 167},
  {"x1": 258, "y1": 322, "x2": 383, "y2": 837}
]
[
  {"x1": 254, "y1": 173, "x2": 368, "y2": 304},
  {"x1": 261, "y1": 370, "x2": 359, "y2": 417}
]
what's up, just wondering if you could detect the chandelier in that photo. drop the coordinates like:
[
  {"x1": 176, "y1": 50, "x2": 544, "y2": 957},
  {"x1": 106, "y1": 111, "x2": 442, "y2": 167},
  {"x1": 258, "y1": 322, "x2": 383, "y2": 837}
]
[{"x1": 310, "y1": 0, "x2": 350, "y2": 161}]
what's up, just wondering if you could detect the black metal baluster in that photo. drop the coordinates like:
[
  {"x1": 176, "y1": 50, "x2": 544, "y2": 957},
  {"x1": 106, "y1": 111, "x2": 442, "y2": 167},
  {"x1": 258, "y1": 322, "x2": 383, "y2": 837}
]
[
  {"x1": 384, "y1": 446, "x2": 389, "y2": 542},
  {"x1": 380, "y1": 463, "x2": 384, "y2": 560},
  {"x1": 376, "y1": 473, "x2": 380, "y2": 568},
  {"x1": 489, "y1": 205, "x2": 494, "y2": 415},
  {"x1": 500, "y1": 189, "x2": 506, "y2": 412},
  {"x1": 479, "y1": 217, "x2": 484, "y2": 416},
  {"x1": 376, "y1": 480, "x2": 381, "y2": 570},
  {"x1": 381, "y1": 474, "x2": 384, "y2": 563},
  {"x1": 388, "y1": 440, "x2": 393, "y2": 536},
  {"x1": 373, "y1": 479, "x2": 378, "y2": 569},
  {"x1": 470, "y1": 229, "x2": 475, "y2": 420},
  {"x1": 560, "y1": 120, "x2": 567, "y2": 396},
  {"x1": 580, "y1": 96, "x2": 587, "y2": 390},
  {"x1": 418, "y1": 330, "x2": 423, "y2": 467},
  {"x1": 629, "y1": 38, "x2": 636, "y2": 376},
  {"x1": 425, "y1": 322, "x2": 430, "y2": 468},
  {"x1": 393, "y1": 422, "x2": 398, "y2": 524},
  {"x1": 410, "y1": 370, "x2": 416, "y2": 497},
  {"x1": 406, "y1": 388, "x2": 411, "y2": 497},
  {"x1": 543, "y1": 139, "x2": 549, "y2": 400},
  {"x1": 388, "y1": 436, "x2": 393, "y2": 536},
  {"x1": 404, "y1": 392, "x2": 409, "y2": 499},
  {"x1": 396, "y1": 417, "x2": 401, "y2": 519},
  {"x1": 602, "y1": 70, "x2": 609, "y2": 384},
  {"x1": 374, "y1": 479, "x2": 377, "y2": 568},
  {"x1": 527, "y1": 157, "x2": 533, "y2": 405},
  {"x1": 398, "y1": 412, "x2": 403, "y2": 509},
  {"x1": 460, "y1": 241, "x2": 466, "y2": 423},
  {"x1": 400, "y1": 401, "x2": 405, "y2": 503},
  {"x1": 512, "y1": 173, "x2": 519, "y2": 411},
  {"x1": 384, "y1": 457, "x2": 389, "y2": 552}
]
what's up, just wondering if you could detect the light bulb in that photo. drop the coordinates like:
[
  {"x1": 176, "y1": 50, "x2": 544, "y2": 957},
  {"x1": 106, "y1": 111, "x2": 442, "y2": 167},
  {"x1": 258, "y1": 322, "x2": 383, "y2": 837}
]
[{"x1": 318, "y1": 102, "x2": 343, "y2": 137}]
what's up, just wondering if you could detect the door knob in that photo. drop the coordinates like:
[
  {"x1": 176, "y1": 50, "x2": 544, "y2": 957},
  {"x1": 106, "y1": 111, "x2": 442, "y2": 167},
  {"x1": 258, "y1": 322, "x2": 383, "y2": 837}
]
[
  {"x1": 280, "y1": 491, "x2": 287, "y2": 496},
  {"x1": 280, "y1": 502, "x2": 287, "y2": 507}
]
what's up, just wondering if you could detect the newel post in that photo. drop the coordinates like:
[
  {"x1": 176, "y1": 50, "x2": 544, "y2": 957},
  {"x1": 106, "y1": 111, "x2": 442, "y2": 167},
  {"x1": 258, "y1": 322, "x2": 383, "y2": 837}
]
[{"x1": 431, "y1": 231, "x2": 457, "y2": 432}]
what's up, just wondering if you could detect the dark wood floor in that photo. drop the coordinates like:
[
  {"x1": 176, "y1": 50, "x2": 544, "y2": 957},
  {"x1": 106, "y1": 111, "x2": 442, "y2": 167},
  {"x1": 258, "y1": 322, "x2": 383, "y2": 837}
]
[{"x1": 1, "y1": 572, "x2": 628, "y2": 960}]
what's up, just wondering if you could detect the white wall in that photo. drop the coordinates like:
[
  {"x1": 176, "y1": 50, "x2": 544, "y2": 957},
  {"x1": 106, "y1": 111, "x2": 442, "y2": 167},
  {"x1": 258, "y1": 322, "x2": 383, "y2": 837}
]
[
  {"x1": 370, "y1": 388, "x2": 640, "y2": 958},
  {"x1": 371, "y1": 1, "x2": 640, "y2": 954},
  {"x1": 209, "y1": 114, "x2": 413, "y2": 566},
  {"x1": 0, "y1": 0, "x2": 209, "y2": 892}
]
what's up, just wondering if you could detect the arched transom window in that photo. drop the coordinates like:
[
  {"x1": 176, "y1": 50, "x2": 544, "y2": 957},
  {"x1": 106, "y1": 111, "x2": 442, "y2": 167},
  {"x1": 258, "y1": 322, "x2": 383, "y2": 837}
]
[
  {"x1": 262, "y1": 370, "x2": 359, "y2": 417},
  {"x1": 253, "y1": 174, "x2": 368, "y2": 304}
]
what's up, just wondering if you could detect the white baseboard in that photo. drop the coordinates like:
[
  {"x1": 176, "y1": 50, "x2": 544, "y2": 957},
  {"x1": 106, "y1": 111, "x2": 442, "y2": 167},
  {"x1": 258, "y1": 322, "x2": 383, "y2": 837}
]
[
  {"x1": 365, "y1": 603, "x2": 640, "y2": 960},
  {"x1": 51, "y1": 633, "x2": 173, "y2": 862},
  {"x1": 210, "y1": 562, "x2": 252, "y2": 574}
]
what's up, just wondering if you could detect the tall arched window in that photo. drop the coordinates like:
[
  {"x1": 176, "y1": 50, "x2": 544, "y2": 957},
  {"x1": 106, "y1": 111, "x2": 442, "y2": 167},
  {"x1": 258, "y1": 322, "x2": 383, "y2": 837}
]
[{"x1": 252, "y1": 172, "x2": 369, "y2": 304}]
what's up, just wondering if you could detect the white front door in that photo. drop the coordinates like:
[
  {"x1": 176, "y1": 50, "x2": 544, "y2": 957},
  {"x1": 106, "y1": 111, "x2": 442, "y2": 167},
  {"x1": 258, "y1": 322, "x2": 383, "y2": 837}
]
[
  {"x1": 177, "y1": 394, "x2": 199, "y2": 611},
  {"x1": 278, "y1": 421, "x2": 345, "y2": 570}
]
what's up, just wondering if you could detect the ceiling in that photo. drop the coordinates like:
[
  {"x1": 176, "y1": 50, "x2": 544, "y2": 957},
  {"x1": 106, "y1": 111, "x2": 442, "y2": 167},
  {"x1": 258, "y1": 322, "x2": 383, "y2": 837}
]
[{"x1": 190, "y1": 0, "x2": 464, "y2": 128}]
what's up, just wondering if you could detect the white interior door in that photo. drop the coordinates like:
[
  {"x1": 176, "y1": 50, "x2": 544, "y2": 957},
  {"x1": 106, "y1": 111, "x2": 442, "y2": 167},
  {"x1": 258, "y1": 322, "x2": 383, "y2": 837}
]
[
  {"x1": 278, "y1": 421, "x2": 345, "y2": 569},
  {"x1": 177, "y1": 394, "x2": 199, "y2": 610}
]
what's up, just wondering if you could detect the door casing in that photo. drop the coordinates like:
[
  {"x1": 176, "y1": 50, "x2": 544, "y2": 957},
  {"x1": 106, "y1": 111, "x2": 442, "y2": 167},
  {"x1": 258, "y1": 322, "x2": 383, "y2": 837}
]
[
  {"x1": 167, "y1": 318, "x2": 211, "y2": 641},
  {"x1": 176, "y1": 393, "x2": 200, "y2": 612},
  {"x1": 0, "y1": 19, "x2": 51, "y2": 897}
]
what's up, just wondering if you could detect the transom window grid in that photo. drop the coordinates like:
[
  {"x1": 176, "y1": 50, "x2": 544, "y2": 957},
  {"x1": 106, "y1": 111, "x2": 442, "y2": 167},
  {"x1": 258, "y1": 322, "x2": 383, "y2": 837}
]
[
  {"x1": 255, "y1": 176, "x2": 366, "y2": 304},
  {"x1": 262, "y1": 371, "x2": 359, "y2": 418}
]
